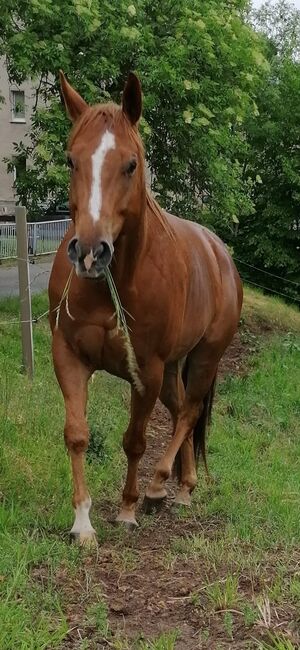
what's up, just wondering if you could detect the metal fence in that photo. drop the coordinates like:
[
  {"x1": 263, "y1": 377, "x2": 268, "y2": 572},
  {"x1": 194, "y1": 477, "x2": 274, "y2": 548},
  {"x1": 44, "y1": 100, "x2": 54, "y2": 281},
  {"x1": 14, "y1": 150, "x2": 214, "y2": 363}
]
[{"x1": 0, "y1": 219, "x2": 71, "y2": 260}]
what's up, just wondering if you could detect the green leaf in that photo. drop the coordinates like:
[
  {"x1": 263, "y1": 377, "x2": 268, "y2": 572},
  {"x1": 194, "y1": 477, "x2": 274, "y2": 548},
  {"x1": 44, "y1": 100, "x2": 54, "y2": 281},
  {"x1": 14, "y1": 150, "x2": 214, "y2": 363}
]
[
  {"x1": 120, "y1": 26, "x2": 140, "y2": 40},
  {"x1": 198, "y1": 103, "x2": 214, "y2": 119},
  {"x1": 127, "y1": 4, "x2": 136, "y2": 17},
  {"x1": 183, "y1": 109, "x2": 194, "y2": 124},
  {"x1": 195, "y1": 19, "x2": 206, "y2": 30},
  {"x1": 35, "y1": 144, "x2": 51, "y2": 162},
  {"x1": 252, "y1": 49, "x2": 270, "y2": 71},
  {"x1": 195, "y1": 116, "x2": 210, "y2": 127},
  {"x1": 140, "y1": 117, "x2": 152, "y2": 136}
]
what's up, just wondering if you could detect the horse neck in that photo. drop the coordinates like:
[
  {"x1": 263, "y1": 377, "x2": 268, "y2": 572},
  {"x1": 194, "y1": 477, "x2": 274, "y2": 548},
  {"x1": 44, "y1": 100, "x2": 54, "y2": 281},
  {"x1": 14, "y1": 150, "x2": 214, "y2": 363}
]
[
  {"x1": 112, "y1": 179, "x2": 148, "y2": 287},
  {"x1": 112, "y1": 190, "x2": 174, "y2": 294}
]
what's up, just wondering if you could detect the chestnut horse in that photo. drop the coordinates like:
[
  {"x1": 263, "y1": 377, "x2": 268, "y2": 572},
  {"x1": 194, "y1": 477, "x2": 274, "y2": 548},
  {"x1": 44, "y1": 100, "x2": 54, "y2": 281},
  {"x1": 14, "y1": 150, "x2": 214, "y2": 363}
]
[{"x1": 49, "y1": 71, "x2": 242, "y2": 544}]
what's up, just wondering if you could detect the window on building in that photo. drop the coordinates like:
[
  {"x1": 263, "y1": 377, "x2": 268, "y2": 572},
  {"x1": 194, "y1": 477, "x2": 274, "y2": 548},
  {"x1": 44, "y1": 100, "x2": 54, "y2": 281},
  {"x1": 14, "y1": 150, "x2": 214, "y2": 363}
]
[
  {"x1": 11, "y1": 90, "x2": 25, "y2": 122},
  {"x1": 13, "y1": 155, "x2": 26, "y2": 184}
]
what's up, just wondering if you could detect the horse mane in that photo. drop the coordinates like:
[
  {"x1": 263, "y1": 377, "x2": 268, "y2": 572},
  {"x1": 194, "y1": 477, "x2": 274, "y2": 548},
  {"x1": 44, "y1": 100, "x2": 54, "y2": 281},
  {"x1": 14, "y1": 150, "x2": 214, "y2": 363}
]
[
  {"x1": 69, "y1": 102, "x2": 175, "y2": 240},
  {"x1": 69, "y1": 102, "x2": 120, "y2": 146},
  {"x1": 146, "y1": 192, "x2": 176, "y2": 241}
]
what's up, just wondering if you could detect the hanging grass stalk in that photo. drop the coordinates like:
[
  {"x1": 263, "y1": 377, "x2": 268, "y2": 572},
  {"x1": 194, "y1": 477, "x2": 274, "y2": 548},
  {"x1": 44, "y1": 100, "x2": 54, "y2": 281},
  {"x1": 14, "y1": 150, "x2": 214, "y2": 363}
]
[
  {"x1": 104, "y1": 267, "x2": 144, "y2": 395},
  {"x1": 55, "y1": 267, "x2": 75, "y2": 329}
]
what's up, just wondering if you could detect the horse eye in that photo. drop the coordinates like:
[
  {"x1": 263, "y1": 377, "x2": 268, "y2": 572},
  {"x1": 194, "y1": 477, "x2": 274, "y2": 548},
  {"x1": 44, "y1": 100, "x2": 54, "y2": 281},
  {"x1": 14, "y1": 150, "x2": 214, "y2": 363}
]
[
  {"x1": 67, "y1": 155, "x2": 74, "y2": 170},
  {"x1": 124, "y1": 158, "x2": 137, "y2": 175}
]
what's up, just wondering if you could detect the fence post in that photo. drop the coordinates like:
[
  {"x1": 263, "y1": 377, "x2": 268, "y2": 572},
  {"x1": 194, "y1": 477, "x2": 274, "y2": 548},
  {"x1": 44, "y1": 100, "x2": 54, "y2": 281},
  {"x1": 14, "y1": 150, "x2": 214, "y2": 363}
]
[
  {"x1": 32, "y1": 222, "x2": 38, "y2": 256},
  {"x1": 16, "y1": 206, "x2": 34, "y2": 379}
]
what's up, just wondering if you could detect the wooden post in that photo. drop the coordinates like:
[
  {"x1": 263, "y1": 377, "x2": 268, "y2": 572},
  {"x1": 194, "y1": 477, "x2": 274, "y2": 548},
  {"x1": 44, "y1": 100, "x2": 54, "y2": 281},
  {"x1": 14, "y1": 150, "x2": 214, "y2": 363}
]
[{"x1": 16, "y1": 206, "x2": 34, "y2": 379}]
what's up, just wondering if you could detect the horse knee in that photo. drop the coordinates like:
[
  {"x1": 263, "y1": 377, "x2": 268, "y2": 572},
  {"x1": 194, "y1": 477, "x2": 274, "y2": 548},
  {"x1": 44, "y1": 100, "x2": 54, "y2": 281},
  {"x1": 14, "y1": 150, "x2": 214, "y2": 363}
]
[{"x1": 64, "y1": 422, "x2": 89, "y2": 454}]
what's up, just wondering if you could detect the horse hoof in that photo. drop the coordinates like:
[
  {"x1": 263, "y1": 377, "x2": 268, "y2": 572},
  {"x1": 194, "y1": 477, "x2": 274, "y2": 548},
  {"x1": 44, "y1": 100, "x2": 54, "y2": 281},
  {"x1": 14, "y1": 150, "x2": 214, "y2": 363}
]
[
  {"x1": 115, "y1": 512, "x2": 138, "y2": 530},
  {"x1": 142, "y1": 493, "x2": 167, "y2": 514},
  {"x1": 69, "y1": 531, "x2": 97, "y2": 547},
  {"x1": 174, "y1": 490, "x2": 192, "y2": 507}
]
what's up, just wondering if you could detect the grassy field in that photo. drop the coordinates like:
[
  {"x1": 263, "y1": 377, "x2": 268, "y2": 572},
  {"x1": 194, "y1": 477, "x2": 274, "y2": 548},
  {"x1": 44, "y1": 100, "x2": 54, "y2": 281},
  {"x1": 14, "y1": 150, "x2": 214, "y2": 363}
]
[{"x1": 0, "y1": 288, "x2": 300, "y2": 649}]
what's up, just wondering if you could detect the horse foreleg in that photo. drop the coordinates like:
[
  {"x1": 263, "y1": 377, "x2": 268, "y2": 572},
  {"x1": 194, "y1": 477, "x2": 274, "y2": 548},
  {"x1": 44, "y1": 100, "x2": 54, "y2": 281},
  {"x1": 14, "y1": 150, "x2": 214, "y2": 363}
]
[
  {"x1": 52, "y1": 331, "x2": 95, "y2": 545},
  {"x1": 116, "y1": 359, "x2": 163, "y2": 527}
]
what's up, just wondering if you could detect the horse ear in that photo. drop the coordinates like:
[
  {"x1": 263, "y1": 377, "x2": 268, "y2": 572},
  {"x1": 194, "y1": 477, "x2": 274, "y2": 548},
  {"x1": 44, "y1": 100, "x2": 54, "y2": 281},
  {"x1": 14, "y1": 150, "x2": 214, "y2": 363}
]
[
  {"x1": 122, "y1": 72, "x2": 142, "y2": 126},
  {"x1": 59, "y1": 71, "x2": 88, "y2": 122}
]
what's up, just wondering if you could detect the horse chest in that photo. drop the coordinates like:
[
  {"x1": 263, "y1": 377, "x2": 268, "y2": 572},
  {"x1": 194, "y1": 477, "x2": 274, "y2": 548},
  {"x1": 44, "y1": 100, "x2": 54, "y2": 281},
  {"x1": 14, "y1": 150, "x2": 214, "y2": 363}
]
[{"x1": 71, "y1": 322, "x2": 129, "y2": 378}]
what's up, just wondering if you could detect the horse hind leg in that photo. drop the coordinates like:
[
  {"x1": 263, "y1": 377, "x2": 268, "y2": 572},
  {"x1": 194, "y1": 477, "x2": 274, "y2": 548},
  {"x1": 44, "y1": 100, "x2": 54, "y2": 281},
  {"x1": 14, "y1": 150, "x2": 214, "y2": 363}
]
[
  {"x1": 145, "y1": 352, "x2": 218, "y2": 507},
  {"x1": 174, "y1": 359, "x2": 216, "y2": 505},
  {"x1": 174, "y1": 438, "x2": 197, "y2": 506},
  {"x1": 156, "y1": 362, "x2": 198, "y2": 507},
  {"x1": 159, "y1": 361, "x2": 184, "y2": 430},
  {"x1": 142, "y1": 362, "x2": 184, "y2": 512},
  {"x1": 173, "y1": 360, "x2": 198, "y2": 506}
]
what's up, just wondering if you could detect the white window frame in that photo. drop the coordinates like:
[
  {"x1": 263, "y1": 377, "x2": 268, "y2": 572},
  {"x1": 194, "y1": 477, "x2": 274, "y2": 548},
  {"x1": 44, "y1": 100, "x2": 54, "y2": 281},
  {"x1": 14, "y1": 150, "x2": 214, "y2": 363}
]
[{"x1": 11, "y1": 89, "x2": 26, "y2": 123}]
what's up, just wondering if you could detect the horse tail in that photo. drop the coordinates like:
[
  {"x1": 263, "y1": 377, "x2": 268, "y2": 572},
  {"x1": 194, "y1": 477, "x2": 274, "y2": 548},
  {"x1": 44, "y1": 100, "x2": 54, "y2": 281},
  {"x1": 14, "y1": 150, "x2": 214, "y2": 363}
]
[
  {"x1": 174, "y1": 359, "x2": 216, "y2": 482},
  {"x1": 193, "y1": 372, "x2": 217, "y2": 478}
]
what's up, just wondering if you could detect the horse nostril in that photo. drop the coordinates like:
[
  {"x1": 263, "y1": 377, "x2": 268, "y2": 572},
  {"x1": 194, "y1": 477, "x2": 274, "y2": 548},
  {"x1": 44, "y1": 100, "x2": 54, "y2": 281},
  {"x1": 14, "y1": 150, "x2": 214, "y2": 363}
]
[
  {"x1": 68, "y1": 237, "x2": 113, "y2": 271},
  {"x1": 68, "y1": 237, "x2": 80, "y2": 262},
  {"x1": 95, "y1": 240, "x2": 113, "y2": 267}
]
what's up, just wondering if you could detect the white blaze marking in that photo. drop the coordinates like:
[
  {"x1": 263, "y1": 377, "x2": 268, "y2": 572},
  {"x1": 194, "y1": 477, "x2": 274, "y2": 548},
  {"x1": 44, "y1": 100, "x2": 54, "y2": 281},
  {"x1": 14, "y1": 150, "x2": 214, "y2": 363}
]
[
  {"x1": 83, "y1": 249, "x2": 95, "y2": 271},
  {"x1": 70, "y1": 497, "x2": 95, "y2": 535},
  {"x1": 89, "y1": 130, "x2": 115, "y2": 223}
]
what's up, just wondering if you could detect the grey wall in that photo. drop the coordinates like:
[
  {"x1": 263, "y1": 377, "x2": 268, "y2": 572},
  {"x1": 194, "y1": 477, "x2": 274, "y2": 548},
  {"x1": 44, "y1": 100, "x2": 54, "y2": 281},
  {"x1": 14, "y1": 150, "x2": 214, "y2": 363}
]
[{"x1": 0, "y1": 58, "x2": 36, "y2": 218}]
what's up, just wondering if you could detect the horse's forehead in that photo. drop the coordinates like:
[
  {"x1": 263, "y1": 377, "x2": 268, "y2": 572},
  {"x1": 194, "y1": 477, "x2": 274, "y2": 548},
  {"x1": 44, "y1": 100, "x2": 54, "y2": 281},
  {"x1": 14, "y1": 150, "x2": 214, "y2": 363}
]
[
  {"x1": 70, "y1": 127, "x2": 106, "y2": 155},
  {"x1": 70, "y1": 113, "x2": 130, "y2": 155}
]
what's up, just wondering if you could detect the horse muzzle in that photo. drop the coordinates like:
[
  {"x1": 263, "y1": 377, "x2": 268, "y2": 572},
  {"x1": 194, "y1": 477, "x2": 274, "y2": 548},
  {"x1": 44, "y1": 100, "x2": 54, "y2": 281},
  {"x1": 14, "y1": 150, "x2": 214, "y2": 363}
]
[{"x1": 67, "y1": 237, "x2": 113, "y2": 278}]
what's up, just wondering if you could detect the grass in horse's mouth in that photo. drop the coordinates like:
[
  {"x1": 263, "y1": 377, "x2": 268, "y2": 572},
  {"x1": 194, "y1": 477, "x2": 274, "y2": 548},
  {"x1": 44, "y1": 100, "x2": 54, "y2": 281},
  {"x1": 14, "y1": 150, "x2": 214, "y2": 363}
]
[
  {"x1": 104, "y1": 267, "x2": 144, "y2": 395},
  {"x1": 55, "y1": 267, "x2": 75, "y2": 329}
]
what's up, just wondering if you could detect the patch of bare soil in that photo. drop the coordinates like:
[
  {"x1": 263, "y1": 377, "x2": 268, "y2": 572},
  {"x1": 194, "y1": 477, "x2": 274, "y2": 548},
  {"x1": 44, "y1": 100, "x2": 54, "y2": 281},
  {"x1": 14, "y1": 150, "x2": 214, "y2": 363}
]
[
  {"x1": 58, "y1": 523, "x2": 299, "y2": 649},
  {"x1": 218, "y1": 331, "x2": 253, "y2": 379},
  {"x1": 54, "y1": 327, "x2": 299, "y2": 649}
]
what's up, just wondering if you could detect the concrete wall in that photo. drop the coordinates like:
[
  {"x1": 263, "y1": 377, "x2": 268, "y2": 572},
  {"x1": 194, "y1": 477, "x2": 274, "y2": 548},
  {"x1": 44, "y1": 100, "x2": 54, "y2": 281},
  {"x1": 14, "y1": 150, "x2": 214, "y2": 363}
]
[{"x1": 0, "y1": 58, "x2": 35, "y2": 218}]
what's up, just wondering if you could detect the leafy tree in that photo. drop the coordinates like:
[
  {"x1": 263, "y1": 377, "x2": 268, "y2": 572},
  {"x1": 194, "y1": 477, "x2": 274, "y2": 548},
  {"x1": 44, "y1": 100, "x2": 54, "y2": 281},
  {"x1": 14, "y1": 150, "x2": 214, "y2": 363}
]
[
  {"x1": 232, "y1": 0, "x2": 300, "y2": 302},
  {"x1": 253, "y1": 0, "x2": 300, "y2": 58},
  {"x1": 0, "y1": 0, "x2": 266, "y2": 229}
]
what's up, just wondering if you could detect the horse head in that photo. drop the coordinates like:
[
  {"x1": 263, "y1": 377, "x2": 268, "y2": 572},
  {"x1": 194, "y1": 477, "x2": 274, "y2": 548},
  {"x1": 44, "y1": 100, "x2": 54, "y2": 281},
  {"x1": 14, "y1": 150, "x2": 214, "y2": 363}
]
[{"x1": 60, "y1": 71, "x2": 145, "y2": 278}]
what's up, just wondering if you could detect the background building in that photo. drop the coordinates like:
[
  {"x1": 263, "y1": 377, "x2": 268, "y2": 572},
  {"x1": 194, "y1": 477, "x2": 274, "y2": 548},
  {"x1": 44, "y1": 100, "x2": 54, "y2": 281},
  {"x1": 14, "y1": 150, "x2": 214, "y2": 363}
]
[{"x1": 0, "y1": 58, "x2": 35, "y2": 220}]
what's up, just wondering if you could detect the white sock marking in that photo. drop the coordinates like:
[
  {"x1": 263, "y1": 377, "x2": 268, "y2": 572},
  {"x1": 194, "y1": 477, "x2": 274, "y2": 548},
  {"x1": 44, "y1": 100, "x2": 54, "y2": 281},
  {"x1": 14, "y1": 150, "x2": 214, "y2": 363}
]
[
  {"x1": 70, "y1": 497, "x2": 95, "y2": 534},
  {"x1": 89, "y1": 130, "x2": 115, "y2": 223}
]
